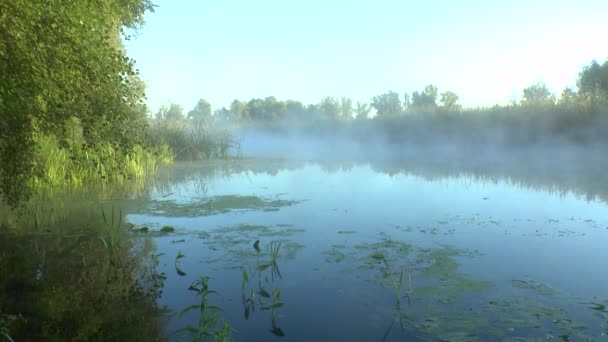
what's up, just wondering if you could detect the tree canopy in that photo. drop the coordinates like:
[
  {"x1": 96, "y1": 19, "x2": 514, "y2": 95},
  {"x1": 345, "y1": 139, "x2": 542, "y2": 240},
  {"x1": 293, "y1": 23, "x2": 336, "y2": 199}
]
[{"x1": 0, "y1": 0, "x2": 155, "y2": 205}]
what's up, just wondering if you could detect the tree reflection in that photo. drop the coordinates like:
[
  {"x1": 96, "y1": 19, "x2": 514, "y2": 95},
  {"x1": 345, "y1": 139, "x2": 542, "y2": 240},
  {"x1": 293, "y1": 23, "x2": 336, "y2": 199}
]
[{"x1": 0, "y1": 232, "x2": 169, "y2": 341}]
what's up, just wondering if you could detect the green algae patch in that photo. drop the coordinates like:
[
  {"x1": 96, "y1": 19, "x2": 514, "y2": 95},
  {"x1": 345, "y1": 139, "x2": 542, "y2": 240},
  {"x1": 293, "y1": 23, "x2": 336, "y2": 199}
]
[
  {"x1": 160, "y1": 226, "x2": 175, "y2": 233},
  {"x1": 142, "y1": 195, "x2": 300, "y2": 217},
  {"x1": 511, "y1": 279, "x2": 556, "y2": 296},
  {"x1": 194, "y1": 223, "x2": 307, "y2": 269}
]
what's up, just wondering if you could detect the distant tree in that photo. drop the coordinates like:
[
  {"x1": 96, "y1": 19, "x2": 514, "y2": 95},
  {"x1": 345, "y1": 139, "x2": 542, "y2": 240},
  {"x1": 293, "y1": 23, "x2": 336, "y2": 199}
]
[
  {"x1": 230, "y1": 100, "x2": 249, "y2": 122},
  {"x1": 371, "y1": 91, "x2": 402, "y2": 117},
  {"x1": 354, "y1": 102, "x2": 372, "y2": 120},
  {"x1": 247, "y1": 98, "x2": 266, "y2": 121},
  {"x1": 263, "y1": 96, "x2": 287, "y2": 121},
  {"x1": 411, "y1": 85, "x2": 438, "y2": 112},
  {"x1": 439, "y1": 90, "x2": 461, "y2": 112},
  {"x1": 521, "y1": 82, "x2": 555, "y2": 107},
  {"x1": 403, "y1": 93, "x2": 410, "y2": 112},
  {"x1": 165, "y1": 103, "x2": 185, "y2": 121},
  {"x1": 155, "y1": 104, "x2": 169, "y2": 121},
  {"x1": 340, "y1": 97, "x2": 353, "y2": 120},
  {"x1": 285, "y1": 100, "x2": 306, "y2": 120},
  {"x1": 558, "y1": 87, "x2": 577, "y2": 107},
  {"x1": 188, "y1": 99, "x2": 212, "y2": 122},
  {"x1": 577, "y1": 60, "x2": 608, "y2": 100},
  {"x1": 319, "y1": 96, "x2": 341, "y2": 120},
  {"x1": 213, "y1": 107, "x2": 231, "y2": 123}
]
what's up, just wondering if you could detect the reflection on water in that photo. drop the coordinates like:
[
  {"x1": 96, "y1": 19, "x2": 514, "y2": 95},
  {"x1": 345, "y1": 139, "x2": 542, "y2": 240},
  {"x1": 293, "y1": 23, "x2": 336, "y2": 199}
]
[{"x1": 2, "y1": 156, "x2": 608, "y2": 341}]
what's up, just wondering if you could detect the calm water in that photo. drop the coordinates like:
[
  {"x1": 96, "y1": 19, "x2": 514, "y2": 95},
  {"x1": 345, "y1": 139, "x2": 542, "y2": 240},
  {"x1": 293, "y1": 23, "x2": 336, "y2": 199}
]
[{"x1": 2, "y1": 158, "x2": 608, "y2": 341}]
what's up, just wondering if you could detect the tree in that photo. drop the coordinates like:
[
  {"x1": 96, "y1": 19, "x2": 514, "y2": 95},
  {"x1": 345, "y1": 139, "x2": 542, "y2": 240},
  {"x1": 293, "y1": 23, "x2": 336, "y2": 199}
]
[
  {"x1": 521, "y1": 82, "x2": 555, "y2": 108},
  {"x1": 577, "y1": 59, "x2": 608, "y2": 100},
  {"x1": 230, "y1": 100, "x2": 249, "y2": 123},
  {"x1": 354, "y1": 102, "x2": 371, "y2": 120},
  {"x1": 559, "y1": 87, "x2": 577, "y2": 107},
  {"x1": 340, "y1": 97, "x2": 353, "y2": 120},
  {"x1": 187, "y1": 99, "x2": 212, "y2": 122},
  {"x1": 213, "y1": 107, "x2": 231, "y2": 123},
  {"x1": 403, "y1": 93, "x2": 410, "y2": 113},
  {"x1": 411, "y1": 85, "x2": 438, "y2": 112},
  {"x1": 0, "y1": 0, "x2": 155, "y2": 205},
  {"x1": 154, "y1": 104, "x2": 170, "y2": 121},
  {"x1": 439, "y1": 90, "x2": 461, "y2": 112},
  {"x1": 371, "y1": 91, "x2": 402, "y2": 117},
  {"x1": 319, "y1": 96, "x2": 341, "y2": 120},
  {"x1": 165, "y1": 103, "x2": 185, "y2": 121}
]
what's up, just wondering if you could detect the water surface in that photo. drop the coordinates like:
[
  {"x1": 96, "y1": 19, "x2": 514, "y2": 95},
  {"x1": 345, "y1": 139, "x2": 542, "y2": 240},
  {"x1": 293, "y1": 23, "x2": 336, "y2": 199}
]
[{"x1": 2, "y1": 159, "x2": 608, "y2": 341}]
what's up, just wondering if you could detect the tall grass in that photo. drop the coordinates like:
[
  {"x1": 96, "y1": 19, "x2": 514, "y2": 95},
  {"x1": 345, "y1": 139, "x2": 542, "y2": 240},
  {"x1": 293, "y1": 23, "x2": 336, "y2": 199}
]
[
  {"x1": 29, "y1": 134, "x2": 172, "y2": 192},
  {"x1": 0, "y1": 134, "x2": 173, "y2": 230},
  {"x1": 147, "y1": 120, "x2": 240, "y2": 161}
]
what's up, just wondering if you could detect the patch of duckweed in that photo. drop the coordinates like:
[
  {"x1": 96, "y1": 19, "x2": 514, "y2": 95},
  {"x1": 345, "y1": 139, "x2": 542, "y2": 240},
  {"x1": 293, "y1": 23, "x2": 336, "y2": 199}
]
[
  {"x1": 194, "y1": 224, "x2": 306, "y2": 268},
  {"x1": 142, "y1": 195, "x2": 300, "y2": 217},
  {"x1": 323, "y1": 247, "x2": 347, "y2": 263},
  {"x1": 160, "y1": 225, "x2": 175, "y2": 233},
  {"x1": 511, "y1": 279, "x2": 556, "y2": 296}
]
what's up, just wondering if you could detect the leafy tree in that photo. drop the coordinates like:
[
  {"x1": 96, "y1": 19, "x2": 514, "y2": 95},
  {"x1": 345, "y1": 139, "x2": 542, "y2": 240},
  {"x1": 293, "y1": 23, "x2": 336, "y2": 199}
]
[
  {"x1": 213, "y1": 107, "x2": 231, "y2": 123},
  {"x1": 165, "y1": 103, "x2": 185, "y2": 121},
  {"x1": 319, "y1": 96, "x2": 341, "y2": 120},
  {"x1": 155, "y1": 104, "x2": 169, "y2": 121},
  {"x1": 411, "y1": 85, "x2": 438, "y2": 112},
  {"x1": 439, "y1": 90, "x2": 461, "y2": 112},
  {"x1": 371, "y1": 91, "x2": 402, "y2": 117},
  {"x1": 340, "y1": 97, "x2": 353, "y2": 120},
  {"x1": 521, "y1": 82, "x2": 555, "y2": 108},
  {"x1": 188, "y1": 99, "x2": 212, "y2": 122},
  {"x1": 577, "y1": 59, "x2": 608, "y2": 100},
  {"x1": 354, "y1": 102, "x2": 371, "y2": 120},
  {"x1": 559, "y1": 87, "x2": 578, "y2": 107},
  {"x1": 0, "y1": 0, "x2": 155, "y2": 205},
  {"x1": 230, "y1": 100, "x2": 249, "y2": 123}
]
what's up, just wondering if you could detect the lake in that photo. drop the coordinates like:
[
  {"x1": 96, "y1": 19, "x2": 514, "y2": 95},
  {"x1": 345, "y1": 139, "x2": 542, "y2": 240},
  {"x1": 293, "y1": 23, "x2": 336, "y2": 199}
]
[{"x1": 2, "y1": 157, "x2": 608, "y2": 341}]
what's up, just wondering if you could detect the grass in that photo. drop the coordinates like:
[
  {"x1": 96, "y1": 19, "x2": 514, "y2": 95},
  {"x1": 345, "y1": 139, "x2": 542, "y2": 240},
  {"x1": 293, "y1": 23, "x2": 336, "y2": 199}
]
[
  {"x1": 147, "y1": 120, "x2": 239, "y2": 161},
  {"x1": 31, "y1": 134, "x2": 172, "y2": 191}
]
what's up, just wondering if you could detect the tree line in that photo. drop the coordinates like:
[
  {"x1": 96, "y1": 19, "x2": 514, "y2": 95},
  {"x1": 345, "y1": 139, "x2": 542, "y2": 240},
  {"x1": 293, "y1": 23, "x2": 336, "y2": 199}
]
[{"x1": 156, "y1": 59, "x2": 608, "y2": 129}]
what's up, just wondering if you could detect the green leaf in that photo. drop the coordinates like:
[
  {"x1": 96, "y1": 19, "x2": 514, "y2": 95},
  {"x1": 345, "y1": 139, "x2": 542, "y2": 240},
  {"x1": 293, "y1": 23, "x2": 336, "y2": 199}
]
[{"x1": 178, "y1": 305, "x2": 200, "y2": 318}]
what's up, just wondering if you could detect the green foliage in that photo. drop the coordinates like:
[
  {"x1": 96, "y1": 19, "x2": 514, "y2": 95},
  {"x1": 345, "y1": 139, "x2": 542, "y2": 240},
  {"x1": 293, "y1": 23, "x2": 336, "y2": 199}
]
[
  {"x1": 188, "y1": 99, "x2": 213, "y2": 122},
  {"x1": 372, "y1": 91, "x2": 402, "y2": 117},
  {"x1": 178, "y1": 276, "x2": 233, "y2": 342},
  {"x1": 0, "y1": 0, "x2": 156, "y2": 205},
  {"x1": 577, "y1": 59, "x2": 608, "y2": 100},
  {"x1": 0, "y1": 233, "x2": 168, "y2": 341},
  {"x1": 147, "y1": 119, "x2": 238, "y2": 161},
  {"x1": 411, "y1": 85, "x2": 438, "y2": 112},
  {"x1": 521, "y1": 81, "x2": 556, "y2": 108}
]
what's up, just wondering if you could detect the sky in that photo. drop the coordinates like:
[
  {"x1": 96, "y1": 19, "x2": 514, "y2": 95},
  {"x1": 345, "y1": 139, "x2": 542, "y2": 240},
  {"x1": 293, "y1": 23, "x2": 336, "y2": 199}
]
[{"x1": 125, "y1": 0, "x2": 608, "y2": 113}]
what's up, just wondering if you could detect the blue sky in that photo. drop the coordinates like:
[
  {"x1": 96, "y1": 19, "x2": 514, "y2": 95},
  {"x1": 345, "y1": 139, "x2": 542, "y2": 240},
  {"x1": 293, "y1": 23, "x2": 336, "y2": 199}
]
[{"x1": 125, "y1": 0, "x2": 608, "y2": 113}]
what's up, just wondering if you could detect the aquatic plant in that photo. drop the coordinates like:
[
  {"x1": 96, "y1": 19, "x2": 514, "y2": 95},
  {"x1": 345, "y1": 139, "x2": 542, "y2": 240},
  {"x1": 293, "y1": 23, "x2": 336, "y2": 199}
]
[
  {"x1": 100, "y1": 206, "x2": 124, "y2": 249},
  {"x1": 177, "y1": 276, "x2": 233, "y2": 342},
  {"x1": 256, "y1": 241, "x2": 282, "y2": 281},
  {"x1": 175, "y1": 250, "x2": 187, "y2": 276}
]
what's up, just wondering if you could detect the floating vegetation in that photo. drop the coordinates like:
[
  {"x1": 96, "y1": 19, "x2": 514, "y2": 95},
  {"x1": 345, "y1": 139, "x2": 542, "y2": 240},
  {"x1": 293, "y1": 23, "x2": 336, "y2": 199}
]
[
  {"x1": 160, "y1": 225, "x2": 175, "y2": 233},
  {"x1": 511, "y1": 279, "x2": 556, "y2": 295},
  {"x1": 141, "y1": 195, "x2": 301, "y2": 217}
]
